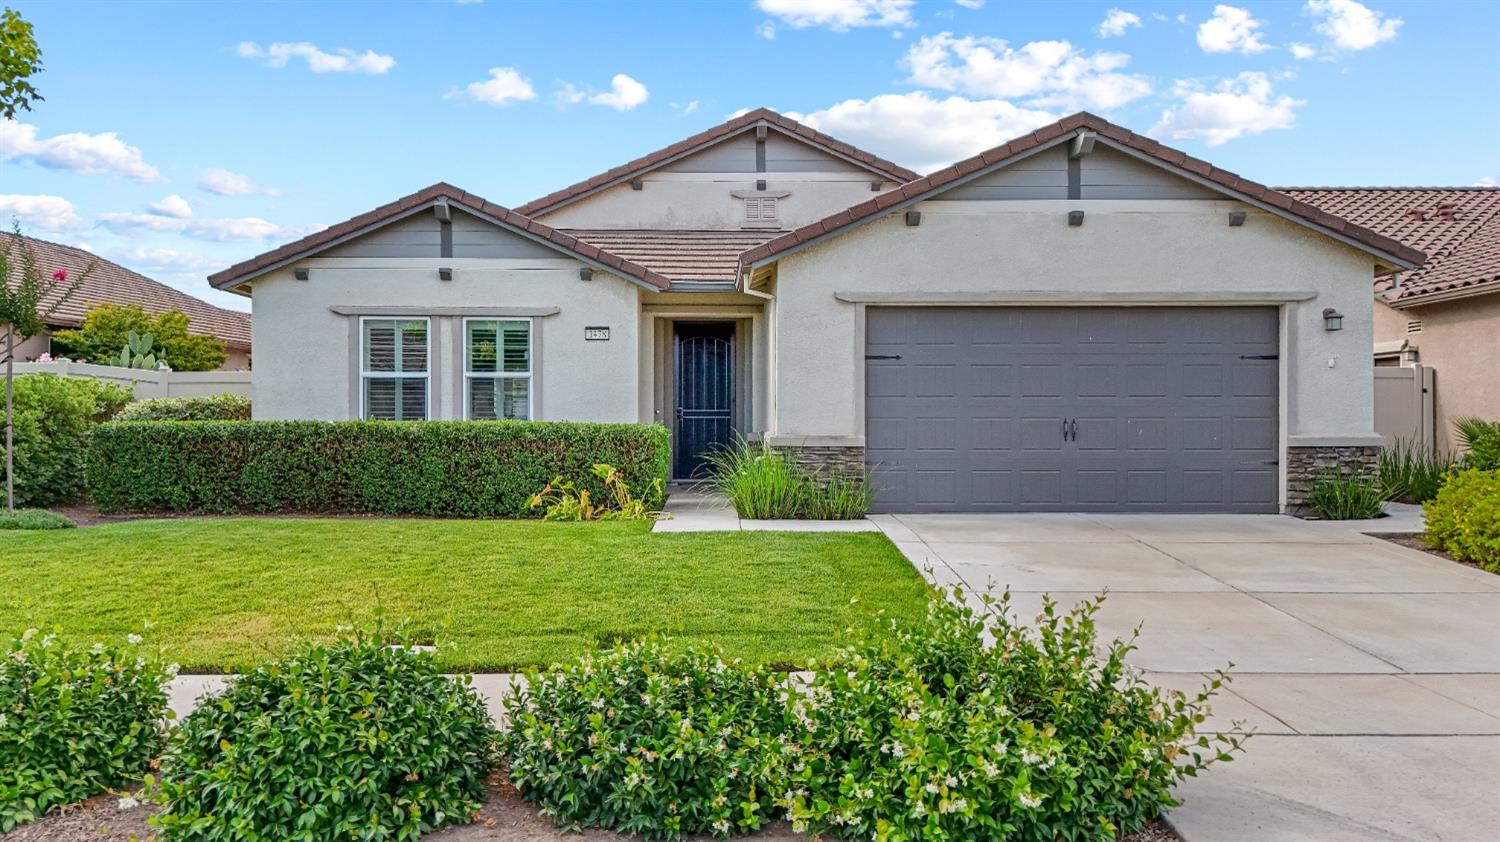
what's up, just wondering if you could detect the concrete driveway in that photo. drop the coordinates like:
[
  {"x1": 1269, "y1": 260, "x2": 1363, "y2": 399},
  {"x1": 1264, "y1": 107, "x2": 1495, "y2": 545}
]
[{"x1": 871, "y1": 512, "x2": 1500, "y2": 842}]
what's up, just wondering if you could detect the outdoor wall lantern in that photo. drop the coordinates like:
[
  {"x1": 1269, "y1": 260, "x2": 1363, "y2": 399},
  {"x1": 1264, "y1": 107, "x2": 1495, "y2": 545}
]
[
  {"x1": 1323, "y1": 307, "x2": 1344, "y2": 331},
  {"x1": 437, "y1": 267, "x2": 453, "y2": 281}
]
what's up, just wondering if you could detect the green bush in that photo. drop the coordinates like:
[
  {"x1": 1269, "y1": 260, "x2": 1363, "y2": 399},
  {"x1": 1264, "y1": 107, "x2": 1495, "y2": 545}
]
[
  {"x1": 153, "y1": 628, "x2": 497, "y2": 840},
  {"x1": 502, "y1": 641, "x2": 792, "y2": 839},
  {"x1": 1424, "y1": 469, "x2": 1500, "y2": 571},
  {"x1": 2, "y1": 374, "x2": 132, "y2": 507},
  {"x1": 782, "y1": 590, "x2": 1244, "y2": 841},
  {"x1": 0, "y1": 629, "x2": 172, "y2": 832},
  {"x1": 0, "y1": 508, "x2": 74, "y2": 529},
  {"x1": 1306, "y1": 471, "x2": 1386, "y2": 520},
  {"x1": 86, "y1": 420, "x2": 671, "y2": 517},
  {"x1": 51, "y1": 303, "x2": 229, "y2": 372},
  {"x1": 116, "y1": 393, "x2": 251, "y2": 422},
  {"x1": 703, "y1": 438, "x2": 873, "y2": 520},
  {"x1": 1455, "y1": 417, "x2": 1500, "y2": 471},
  {"x1": 1377, "y1": 439, "x2": 1456, "y2": 503}
]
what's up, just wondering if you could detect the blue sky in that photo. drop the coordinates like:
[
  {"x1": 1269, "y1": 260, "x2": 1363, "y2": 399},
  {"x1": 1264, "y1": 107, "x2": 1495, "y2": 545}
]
[{"x1": 4, "y1": 0, "x2": 1498, "y2": 311}]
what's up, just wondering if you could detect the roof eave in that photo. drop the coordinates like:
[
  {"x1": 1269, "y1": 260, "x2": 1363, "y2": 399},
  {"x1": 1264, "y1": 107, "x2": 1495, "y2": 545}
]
[{"x1": 1386, "y1": 281, "x2": 1500, "y2": 309}]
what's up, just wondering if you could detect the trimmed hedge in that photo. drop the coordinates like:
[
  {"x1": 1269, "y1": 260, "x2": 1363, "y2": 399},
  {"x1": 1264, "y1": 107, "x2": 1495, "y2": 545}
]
[
  {"x1": 116, "y1": 393, "x2": 251, "y2": 422},
  {"x1": 86, "y1": 420, "x2": 671, "y2": 517}
]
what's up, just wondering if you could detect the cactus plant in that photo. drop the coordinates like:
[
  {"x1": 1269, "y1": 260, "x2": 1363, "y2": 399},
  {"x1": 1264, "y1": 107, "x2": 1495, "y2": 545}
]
[{"x1": 109, "y1": 330, "x2": 165, "y2": 370}]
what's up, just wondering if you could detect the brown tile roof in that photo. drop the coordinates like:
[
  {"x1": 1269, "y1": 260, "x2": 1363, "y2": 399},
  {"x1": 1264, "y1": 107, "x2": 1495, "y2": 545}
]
[
  {"x1": 1283, "y1": 187, "x2": 1500, "y2": 304},
  {"x1": 740, "y1": 111, "x2": 1427, "y2": 271},
  {"x1": 516, "y1": 108, "x2": 919, "y2": 217},
  {"x1": 207, "y1": 183, "x2": 671, "y2": 291},
  {"x1": 561, "y1": 229, "x2": 783, "y2": 284},
  {"x1": 2, "y1": 233, "x2": 252, "y2": 349}
]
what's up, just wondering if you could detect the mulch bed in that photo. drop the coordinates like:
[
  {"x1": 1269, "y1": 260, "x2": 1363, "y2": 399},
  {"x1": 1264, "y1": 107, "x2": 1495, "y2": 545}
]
[
  {"x1": 4, "y1": 776, "x2": 1180, "y2": 840},
  {"x1": 1380, "y1": 533, "x2": 1497, "y2": 575}
]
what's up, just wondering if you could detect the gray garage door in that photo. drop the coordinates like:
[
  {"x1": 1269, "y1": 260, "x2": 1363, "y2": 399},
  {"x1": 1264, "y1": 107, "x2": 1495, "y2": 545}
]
[{"x1": 865, "y1": 307, "x2": 1278, "y2": 513}]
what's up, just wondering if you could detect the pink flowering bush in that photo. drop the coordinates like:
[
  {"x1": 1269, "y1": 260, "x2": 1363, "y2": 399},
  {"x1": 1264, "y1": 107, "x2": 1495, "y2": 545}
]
[
  {"x1": 780, "y1": 590, "x2": 1245, "y2": 841},
  {"x1": 502, "y1": 641, "x2": 793, "y2": 839}
]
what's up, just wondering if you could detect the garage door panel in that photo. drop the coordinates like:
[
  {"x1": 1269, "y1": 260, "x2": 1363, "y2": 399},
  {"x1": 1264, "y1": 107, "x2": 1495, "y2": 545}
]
[{"x1": 867, "y1": 306, "x2": 1278, "y2": 513}]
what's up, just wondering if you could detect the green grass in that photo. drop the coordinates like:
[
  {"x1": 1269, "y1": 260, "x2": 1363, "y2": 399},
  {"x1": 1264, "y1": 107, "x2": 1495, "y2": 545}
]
[
  {"x1": 0, "y1": 518, "x2": 930, "y2": 671},
  {"x1": 0, "y1": 508, "x2": 76, "y2": 530}
]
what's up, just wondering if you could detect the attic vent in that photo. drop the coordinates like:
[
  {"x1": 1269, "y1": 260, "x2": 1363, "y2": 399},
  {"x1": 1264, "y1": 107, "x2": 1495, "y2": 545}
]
[
  {"x1": 743, "y1": 196, "x2": 779, "y2": 227},
  {"x1": 1406, "y1": 320, "x2": 1423, "y2": 334}
]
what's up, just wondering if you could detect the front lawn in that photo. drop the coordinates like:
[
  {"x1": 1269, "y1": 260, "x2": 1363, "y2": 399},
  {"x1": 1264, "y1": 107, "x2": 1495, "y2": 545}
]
[{"x1": 0, "y1": 519, "x2": 930, "y2": 671}]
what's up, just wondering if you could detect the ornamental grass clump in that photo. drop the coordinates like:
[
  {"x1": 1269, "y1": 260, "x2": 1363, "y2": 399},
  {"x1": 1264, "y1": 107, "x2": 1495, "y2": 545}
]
[
  {"x1": 0, "y1": 629, "x2": 173, "y2": 832},
  {"x1": 502, "y1": 641, "x2": 793, "y2": 840},
  {"x1": 781, "y1": 590, "x2": 1245, "y2": 842},
  {"x1": 152, "y1": 626, "x2": 497, "y2": 841}
]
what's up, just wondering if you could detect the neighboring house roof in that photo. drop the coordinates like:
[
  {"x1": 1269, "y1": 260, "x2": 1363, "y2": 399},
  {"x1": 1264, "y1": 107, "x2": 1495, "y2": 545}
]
[
  {"x1": 740, "y1": 112, "x2": 1426, "y2": 272},
  {"x1": 207, "y1": 183, "x2": 672, "y2": 292},
  {"x1": 1283, "y1": 187, "x2": 1500, "y2": 307},
  {"x1": 516, "y1": 108, "x2": 919, "y2": 217},
  {"x1": 562, "y1": 229, "x2": 782, "y2": 285},
  {"x1": 1, "y1": 233, "x2": 252, "y2": 349}
]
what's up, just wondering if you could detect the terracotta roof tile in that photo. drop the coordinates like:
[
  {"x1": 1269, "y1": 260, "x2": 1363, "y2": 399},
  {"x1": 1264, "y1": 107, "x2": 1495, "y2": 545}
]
[
  {"x1": 207, "y1": 183, "x2": 670, "y2": 291},
  {"x1": 2, "y1": 234, "x2": 252, "y2": 349},
  {"x1": 1285, "y1": 186, "x2": 1500, "y2": 303},
  {"x1": 559, "y1": 229, "x2": 782, "y2": 284},
  {"x1": 516, "y1": 108, "x2": 917, "y2": 217},
  {"x1": 743, "y1": 111, "x2": 1427, "y2": 270}
]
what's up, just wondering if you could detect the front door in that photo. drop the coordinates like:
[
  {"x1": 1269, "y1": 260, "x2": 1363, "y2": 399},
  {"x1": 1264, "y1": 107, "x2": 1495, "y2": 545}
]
[{"x1": 673, "y1": 322, "x2": 735, "y2": 479}]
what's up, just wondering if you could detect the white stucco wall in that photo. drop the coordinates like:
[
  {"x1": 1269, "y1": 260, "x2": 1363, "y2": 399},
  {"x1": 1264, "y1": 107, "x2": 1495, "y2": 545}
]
[
  {"x1": 767, "y1": 199, "x2": 1382, "y2": 447},
  {"x1": 250, "y1": 258, "x2": 641, "y2": 422},
  {"x1": 535, "y1": 176, "x2": 897, "y2": 231}
]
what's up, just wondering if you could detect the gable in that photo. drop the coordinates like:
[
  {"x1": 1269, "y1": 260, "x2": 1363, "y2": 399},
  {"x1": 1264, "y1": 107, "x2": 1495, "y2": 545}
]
[
  {"x1": 659, "y1": 131, "x2": 874, "y2": 176},
  {"x1": 941, "y1": 145, "x2": 1221, "y2": 202},
  {"x1": 323, "y1": 209, "x2": 561, "y2": 260}
]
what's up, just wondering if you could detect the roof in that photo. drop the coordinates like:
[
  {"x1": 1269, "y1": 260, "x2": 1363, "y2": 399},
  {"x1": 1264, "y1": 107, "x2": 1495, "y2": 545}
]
[
  {"x1": 562, "y1": 229, "x2": 783, "y2": 285},
  {"x1": 207, "y1": 183, "x2": 671, "y2": 292},
  {"x1": 740, "y1": 111, "x2": 1427, "y2": 272},
  {"x1": 1283, "y1": 187, "x2": 1500, "y2": 305},
  {"x1": 516, "y1": 108, "x2": 919, "y2": 217},
  {"x1": 2, "y1": 233, "x2": 252, "y2": 349}
]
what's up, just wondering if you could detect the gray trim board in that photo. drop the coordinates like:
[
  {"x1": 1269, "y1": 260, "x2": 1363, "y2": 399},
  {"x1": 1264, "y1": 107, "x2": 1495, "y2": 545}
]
[
  {"x1": 330, "y1": 305, "x2": 560, "y2": 317},
  {"x1": 833, "y1": 290, "x2": 1320, "y2": 304}
]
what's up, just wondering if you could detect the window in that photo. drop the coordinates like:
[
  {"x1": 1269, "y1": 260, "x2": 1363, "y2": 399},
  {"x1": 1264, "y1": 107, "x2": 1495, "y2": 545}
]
[
  {"x1": 465, "y1": 318, "x2": 532, "y2": 420},
  {"x1": 361, "y1": 318, "x2": 429, "y2": 420}
]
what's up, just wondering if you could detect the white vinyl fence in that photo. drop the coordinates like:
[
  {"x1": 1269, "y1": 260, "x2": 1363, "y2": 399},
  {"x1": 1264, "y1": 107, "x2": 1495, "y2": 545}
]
[{"x1": 10, "y1": 359, "x2": 252, "y2": 400}]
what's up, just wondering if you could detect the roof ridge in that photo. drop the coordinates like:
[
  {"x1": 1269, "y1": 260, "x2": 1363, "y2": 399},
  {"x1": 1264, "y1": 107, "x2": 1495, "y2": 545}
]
[
  {"x1": 1278, "y1": 186, "x2": 1500, "y2": 192},
  {"x1": 515, "y1": 108, "x2": 918, "y2": 217}
]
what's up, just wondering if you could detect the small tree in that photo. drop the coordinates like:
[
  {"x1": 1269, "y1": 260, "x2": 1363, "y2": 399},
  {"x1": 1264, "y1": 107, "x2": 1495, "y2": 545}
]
[
  {"x1": 51, "y1": 303, "x2": 228, "y2": 372},
  {"x1": 0, "y1": 7, "x2": 43, "y2": 119},
  {"x1": 0, "y1": 226, "x2": 86, "y2": 510}
]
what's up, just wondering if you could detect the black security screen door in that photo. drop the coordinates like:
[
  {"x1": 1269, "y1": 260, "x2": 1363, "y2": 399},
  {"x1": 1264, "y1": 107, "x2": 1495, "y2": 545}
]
[{"x1": 673, "y1": 322, "x2": 735, "y2": 479}]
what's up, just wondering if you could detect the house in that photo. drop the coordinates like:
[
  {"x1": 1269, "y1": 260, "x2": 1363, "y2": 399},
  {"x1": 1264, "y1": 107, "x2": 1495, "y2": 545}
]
[
  {"x1": 1, "y1": 233, "x2": 253, "y2": 370},
  {"x1": 208, "y1": 110, "x2": 1424, "y2": 514},
  {"x1": 1285, "y1": 188, "x2": 1500, "y2": 452}
]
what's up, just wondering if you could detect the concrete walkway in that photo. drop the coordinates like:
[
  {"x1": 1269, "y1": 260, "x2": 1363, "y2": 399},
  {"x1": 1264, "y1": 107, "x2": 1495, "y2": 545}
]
[
  {"x1": 871, "y1": 511, "x2": 1499, "y2": 842},
  {"x1": 652, "y1": 486, "x2": 879, "y2": 532}
]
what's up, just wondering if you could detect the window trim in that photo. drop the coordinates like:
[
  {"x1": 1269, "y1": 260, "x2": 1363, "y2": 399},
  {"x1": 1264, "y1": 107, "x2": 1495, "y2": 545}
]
[
  {"x1": 462, "y1": 316, "x2": 534, "y2": 421},
  {"x1": 358, "y1": 315, "x2": 432, "y2": 421}
]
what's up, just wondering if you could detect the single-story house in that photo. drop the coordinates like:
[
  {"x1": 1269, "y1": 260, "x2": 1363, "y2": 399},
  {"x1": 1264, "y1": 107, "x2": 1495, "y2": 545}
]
[
  {"x1": 1285, "y1": 188, "x2": 1499, "y2": 452},
  {"x1": 2, "y1": 233, "x2": 253, "y2": 370},
  {"x1": 209, "y1": 110, "x2": 1424, "y2": 514}
]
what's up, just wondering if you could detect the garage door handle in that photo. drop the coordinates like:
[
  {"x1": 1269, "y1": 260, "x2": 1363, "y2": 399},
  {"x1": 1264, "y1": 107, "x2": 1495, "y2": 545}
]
[
  {"x1": 1062, "y1": 419, "x2": 1070, "y2": 441},
  {"x1": 1069, "y1": 418, "x2": 1078, "y2": 441},
  {"x1": 865, "y1": 354, "x2": 902, "y2": 360}
]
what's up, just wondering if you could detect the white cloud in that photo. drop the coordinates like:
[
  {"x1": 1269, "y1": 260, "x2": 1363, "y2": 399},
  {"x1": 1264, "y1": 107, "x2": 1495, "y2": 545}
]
[
  {"x1": 197, "y1": 168, "x2": 279, "y2": 197},
  {"x1": 1289, "y1": 42, "x2": 1318, "y2": 59},
  {"x1": 955, "y1": 0, "x2": 985, "y2": 8},
  {"x1": 1196, "y1": 5, "x2": 1271, "y2": 54},
  {"x1": 236, "y1": 41, "x2": 395, "y2": 75},
  {"x1": 449, "y1": 67, "x2": 537, "y2": 106},
  {"x1": 109, "y1": 245, "x2": 223, "y2": 274},
  {"x1": 0, "y1": 120, "x2": 161, "y2": 181},
  {"x1": 671, "y1": 100, "x2": 701, "y2": 115},
  {"x1": 903, "y1": 33, "x2": 1152, "y2": 110},
  {"x1": 786, "y1": 91, "x2": 1058, "y2": 172},
  {"x1": 755, "y1": 0, "x2": 915, "y2": 32},
  {"x1": 148, "y1": 194, "x2": 193, "y2": 218},
  {"x1": 0, "y1": 194, "x2": 86, "y2": 231},
  {"x1": 1150, "y1": 71, "x2": 1304, "y2": 146},
  {"x1": 1306, "y1": 0, "x2": 1401, "y2": 52},
  {"x1": 756, "y1": 20, "x2": 778, "y2": 39},
  {"x1": 1097, "y1": 9, "x2": 1142, "y2": 38},
  {"x1": 554, "y1": 82, "x2": 586, "y2": 106},
  {"x1": 588, "y1": 74, "x2": 649, "y2": 111},
  {"x1": 1474, "y1": 176, "x2": 1499, "y2": 187},
  {"x1": 98, "y1": 211, "x2": 323, "y2": 242}
]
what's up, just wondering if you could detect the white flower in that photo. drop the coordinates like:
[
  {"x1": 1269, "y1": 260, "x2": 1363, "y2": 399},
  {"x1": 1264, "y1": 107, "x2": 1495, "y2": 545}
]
[
  {"x1": 944, "y1": 774, "x2": 958, "y2": 787},
  {"x1": 117, "y1": 796, "x2": 140, "y2": 810},
  {"x1": 165, "y1": 663, "x2": 180, "y2": 677},
  {"x1": 992, "y1": 740, "x2": 1009, "y2": 755},
  {"x1": 924, "y1": 782, "x2": 940, "y2": 794},
  {"x1": 982, "y1": 761, "x2": 1000, "y2": 778},
  {"x1": 1022, "y1": 749, "x2": 1043, "y2": 765},
  {"x1": 591, "y1": 697, "x2": 606, "y2": 709},
  {"x1": 712, "y1": 819, "x2": 731, "y2": 834},
  {"x1": 943, "y1": 797, "x2": 967, "y2": 813},
  {"x1": 90, "y1": 642, "x2": 106, "y2": 654},
  {"x1": 126, "y1": 634, "x2": 143, "y2": 645},
  {"x1": 1018, "y1": 791, "x2": 1044, "y2": 809}
]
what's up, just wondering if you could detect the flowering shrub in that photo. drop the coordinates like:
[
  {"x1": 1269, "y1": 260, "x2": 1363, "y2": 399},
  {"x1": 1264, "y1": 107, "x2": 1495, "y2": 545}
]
[
  {"x1": 152, "y1": 627, "x2": 496, "y2": 840},
  {"x1": 0, "y1": 629, "x2": 172, "y2": 832},
  {"x1": 781, "y1": 590, "x2": 1245, "y2": 841},
  {"x1": 116, "y1": 393, "x2": 251, "y2": 422},
  {"x1": 502, "y1": 641, "x2": 792, "y2": 839},
  {"x1": 1424, "y1": 469, "x2": 1500, "y2": 571}
]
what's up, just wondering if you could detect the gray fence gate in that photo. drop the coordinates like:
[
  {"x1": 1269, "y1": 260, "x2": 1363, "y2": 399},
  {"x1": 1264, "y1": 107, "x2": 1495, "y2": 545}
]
[{"x1": 1374, "y1": 365, "x2": 1435, "y2": 449}]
